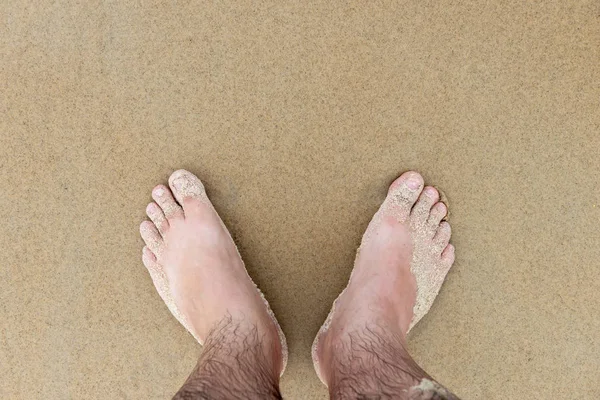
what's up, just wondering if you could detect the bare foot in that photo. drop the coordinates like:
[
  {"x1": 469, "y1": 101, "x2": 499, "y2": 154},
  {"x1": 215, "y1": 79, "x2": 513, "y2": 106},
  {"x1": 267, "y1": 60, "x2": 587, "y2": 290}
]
[
  {"x1": 139, "y1": 170, "x2": 287, "y2": 375},
  {"x1": 312, "y1": 171, "x2": 455, "y2": 385}
]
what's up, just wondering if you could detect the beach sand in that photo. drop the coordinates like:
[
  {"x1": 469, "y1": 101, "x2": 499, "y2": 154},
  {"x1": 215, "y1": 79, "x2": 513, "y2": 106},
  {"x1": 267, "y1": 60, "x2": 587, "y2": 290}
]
[{"x1": 1, "y1": 1, "x2": 599, "y2": 398}]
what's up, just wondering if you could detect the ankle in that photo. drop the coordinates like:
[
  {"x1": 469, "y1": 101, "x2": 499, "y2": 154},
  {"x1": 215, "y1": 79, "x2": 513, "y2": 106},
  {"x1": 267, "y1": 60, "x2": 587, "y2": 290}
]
[
  {"x1": 176, "y1": 317, "x2": 283, "y2": 400},
  {"x1": 320, "y1": 323, "x2": 418, "y2": 390},
  {"x1": 201, "y1": 315, "x2": 283, "y2": 379}
]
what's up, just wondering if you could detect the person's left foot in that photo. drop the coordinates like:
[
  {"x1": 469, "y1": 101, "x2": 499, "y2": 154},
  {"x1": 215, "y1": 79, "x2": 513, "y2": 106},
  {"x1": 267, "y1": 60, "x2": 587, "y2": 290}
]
[{"x1": 139, "y1": 170, "x2": 287, "y2": 375}]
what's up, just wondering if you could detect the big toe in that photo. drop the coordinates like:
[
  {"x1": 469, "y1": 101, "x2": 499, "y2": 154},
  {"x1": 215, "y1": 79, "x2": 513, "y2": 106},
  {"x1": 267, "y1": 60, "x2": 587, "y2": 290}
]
[
  {"x1": 384, "y1": 171, "x2": 424, "y2": 222},
  {"x1": 168, "y1": 170, "x2": 208, "y2": 211}
]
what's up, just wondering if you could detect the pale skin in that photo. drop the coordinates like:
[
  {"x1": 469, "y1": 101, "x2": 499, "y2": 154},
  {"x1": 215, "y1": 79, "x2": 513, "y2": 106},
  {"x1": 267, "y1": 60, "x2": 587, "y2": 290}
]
[{"x1": 140, "y1": 169, "x2": 459, "y2": 399}]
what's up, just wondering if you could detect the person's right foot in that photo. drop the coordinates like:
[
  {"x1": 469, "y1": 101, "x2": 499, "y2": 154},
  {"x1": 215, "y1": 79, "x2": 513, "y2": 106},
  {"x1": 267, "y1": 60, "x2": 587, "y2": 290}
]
[{"x1": 312, "y1": 171, "x2": 455, "y2": 385}]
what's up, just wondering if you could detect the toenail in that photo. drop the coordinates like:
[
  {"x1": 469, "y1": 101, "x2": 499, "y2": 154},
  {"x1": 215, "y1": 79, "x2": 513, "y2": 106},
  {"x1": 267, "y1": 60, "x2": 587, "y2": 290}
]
[
  {"x1": 406, "y1": 176, "x2": 421, "y2": 190},
  {"x1": 154, "y1": 187, "x2": 165, "y2": 196},
  {"x1": 425, "y1": 187, "x2": 437, "y2": 197},
  {"x1": 173, "y1": 178, "x2": 184, "y2": 190}
]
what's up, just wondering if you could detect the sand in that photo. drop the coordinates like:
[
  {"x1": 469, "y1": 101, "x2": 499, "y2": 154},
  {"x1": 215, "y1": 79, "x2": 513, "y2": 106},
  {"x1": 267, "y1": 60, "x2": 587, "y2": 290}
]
[{"x1": 1, "y1": 1, "x2": 599, "y2": 399}]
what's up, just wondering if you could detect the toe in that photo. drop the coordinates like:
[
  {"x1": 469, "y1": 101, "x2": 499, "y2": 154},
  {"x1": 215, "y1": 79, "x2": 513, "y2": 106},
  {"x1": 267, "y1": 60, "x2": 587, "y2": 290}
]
[
  {"x1": 140, "y1": 220, "x2": 164, "y2": 256},
  {"x1": 152, "y1": 185, "x2": 184, "y2": 220},
  {"x1": 411, "y1": 186, "x2": 439, "y2": 223},
  {"x1": 168, "y1": 169, "x2": 207, "y2": 211},
  {"x1": 433, "y1": 221, "x2": 452, "y2": 251},
  {"x1": 384, "y1": 171, "x2": 424, "y2": 221},
  {"x1": 146, "y1": 202, "x2": 169, "y2": 236},
  {"x1": 142, "y1": 246, "x2": 157, "y2": 268},
  {"x1": 142, "y1": 246, "x2": 170, "y2": 303},
  {"x1": 441, "y1": 244, "x2": 455, "y2": 266},
  {"x1": 427, "y1": 202, "x2": 448, "y2": 228}
]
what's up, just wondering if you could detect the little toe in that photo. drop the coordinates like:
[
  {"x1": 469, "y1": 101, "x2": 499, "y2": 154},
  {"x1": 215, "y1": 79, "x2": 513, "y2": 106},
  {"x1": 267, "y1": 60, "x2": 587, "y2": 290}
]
[
  {"x1": 384, "y1": 171, "x2": 425, "y2": 221},
  {"x1": 146, "y1": 202, "x2": 169, "y2": 235},
  {"x1": 142, "y1": 246, "x2": 170, "y2": 305},
  {"x1": 427, "y1": 202, "x2": 448, "y2": 228},
  {"x1": 441, "y1": 244, "x2": 455, "y2": 266},
  {"x1": 152, "y1": 185, "x2": 184, "y2": 220},
  {"x1": 433, "y1": 221, "x2": 452, "y2": 251},
  {"x1": 411, "y1": 186, "x2": 439, "y2": 223},
  {"x1": 168, "y1": 169, "x2": 207, "y2": 212},
  {"x1": 142, "y1": 246, "x2": 157, "y2": 268},
  {"x1": 140, "y1": 220, "x2": 164, "y2": 256}
]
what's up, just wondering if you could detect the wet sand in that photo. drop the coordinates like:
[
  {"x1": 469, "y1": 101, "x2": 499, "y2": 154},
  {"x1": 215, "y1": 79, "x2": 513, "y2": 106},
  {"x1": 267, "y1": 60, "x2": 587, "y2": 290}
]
[{"x1": 1, "y1": 1, "x2": 599, "y2": 398}]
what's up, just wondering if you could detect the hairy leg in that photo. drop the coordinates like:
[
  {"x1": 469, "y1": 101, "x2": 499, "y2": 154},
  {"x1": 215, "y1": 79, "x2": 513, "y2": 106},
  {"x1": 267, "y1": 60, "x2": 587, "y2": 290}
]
[
  {"x1": 173, "y1": 315, "x2": 282, "y2": 400},
  {"x1": 313, "y1": 171, "x2": 460, "y2": 399},
  {"x1": 327, "y1": 324, "x2": 458, "y2": 400}
]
